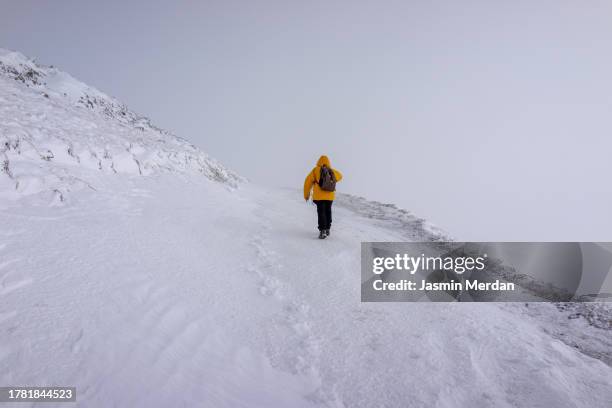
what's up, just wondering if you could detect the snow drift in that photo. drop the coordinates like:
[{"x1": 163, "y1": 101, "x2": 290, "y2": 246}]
[{"x1": 0, "y1": 48, "x2": 241, "y2": 204}]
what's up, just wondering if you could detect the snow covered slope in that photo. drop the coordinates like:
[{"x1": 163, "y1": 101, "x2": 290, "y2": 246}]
[
  {"x1": 1, "y1": 50, "x2": 611, "y2": 407},
  {"x1": 0, "y1": 48, "x2": 241, "y2": 204},
  {"x1": 1, "y1": 178, "x2": 610, "y2": 407}
]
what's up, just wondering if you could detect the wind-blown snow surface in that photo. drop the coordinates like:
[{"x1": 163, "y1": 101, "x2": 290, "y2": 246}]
[
  {"x1": 0, "y1": 49, "x2": 241, "y2": 205},
  {"x1": 1, "y1": 179, "x2": 611, "y2": 407},
  {"x1": 1, "y1": 49, "x2": 611, "y2": 407}
]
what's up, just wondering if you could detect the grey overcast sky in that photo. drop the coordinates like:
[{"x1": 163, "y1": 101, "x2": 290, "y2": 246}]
[{"x1": 2, "y1": 0, "x2": 612, "y2": 240}]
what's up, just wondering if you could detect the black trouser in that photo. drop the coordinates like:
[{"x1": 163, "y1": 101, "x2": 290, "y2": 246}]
[{"x1": 313, "y1": 200, "x2": 333, "y2": 231}]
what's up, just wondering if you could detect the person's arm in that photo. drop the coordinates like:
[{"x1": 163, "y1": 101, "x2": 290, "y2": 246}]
[
  {"x1": 334, "y1": 169, "x2": 343, "y2": 182},
  {"x1": 303, "y1": 169, "x2": 315, "y2": 200}
]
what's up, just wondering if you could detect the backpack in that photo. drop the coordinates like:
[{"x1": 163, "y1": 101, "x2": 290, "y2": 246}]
[{"x1": 318, "y1": 165, "x2": 336, "y2": 192}]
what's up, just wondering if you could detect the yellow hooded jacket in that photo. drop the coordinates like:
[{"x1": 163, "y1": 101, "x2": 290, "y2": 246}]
[{"x1": 304, "y1": 155, "x2": 343, "y2": 201}]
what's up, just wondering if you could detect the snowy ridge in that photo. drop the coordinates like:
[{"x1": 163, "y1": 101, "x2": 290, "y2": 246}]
[
  {"x1": 334, "y1": 192, "x2": 612, "y2": 368},
  {"x1": 0, "y1": 48, "x2": 242, "y2": 204},
  {"x1": 335, "y1": 192, "x2": 452, "y2": 241}
]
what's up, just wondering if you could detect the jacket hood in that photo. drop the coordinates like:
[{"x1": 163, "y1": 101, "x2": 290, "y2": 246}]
[{"x1": 317, "y1": 155, "x2": 331, "y2": 167}]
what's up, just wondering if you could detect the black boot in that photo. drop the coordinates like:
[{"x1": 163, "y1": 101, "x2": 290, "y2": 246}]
[
  {"x1": 318, "y1": 230, "x2": 327, "y2": 239},
  {"x1": 325, "y1": 229, "x2": 330, "y2": 236}
]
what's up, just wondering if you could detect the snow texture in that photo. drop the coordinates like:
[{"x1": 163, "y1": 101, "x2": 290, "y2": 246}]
[
  {"x1": 0, "y1": 49, "x2": 242, "y2": 205},
  {"x1": 0, "y1": 49, "x2": 611, "y2": 407}
]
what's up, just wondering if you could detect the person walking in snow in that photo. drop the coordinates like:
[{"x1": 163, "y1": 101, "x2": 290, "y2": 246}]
[{"x1": 303, "y1": 155, "x2": 343, "y2": 239}]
